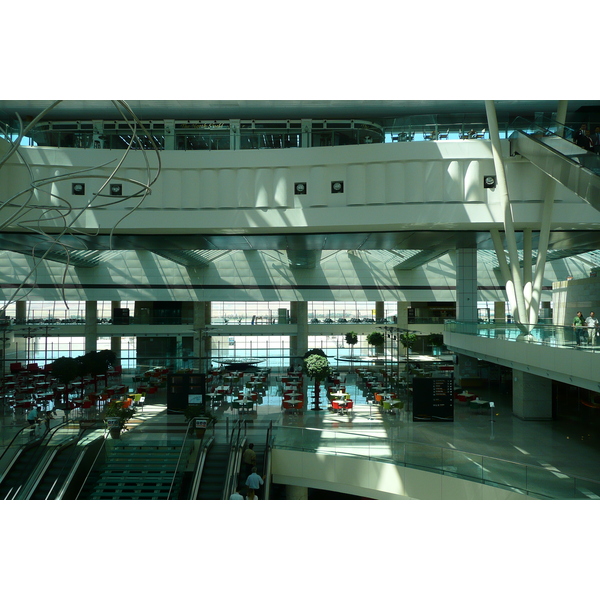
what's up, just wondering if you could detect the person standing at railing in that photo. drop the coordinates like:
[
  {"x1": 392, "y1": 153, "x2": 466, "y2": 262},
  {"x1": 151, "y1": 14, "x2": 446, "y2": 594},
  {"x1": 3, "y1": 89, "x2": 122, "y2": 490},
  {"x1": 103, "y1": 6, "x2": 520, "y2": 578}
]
[
  {"x1": 585, "y1": 311, "x2": 598, "y2": 345},
  {"x1": 573, "y1": 124, "x2": 588, "y2": 147},
  {"x1": 592, "y1": 126, "x2": 600, "y2": 154},
  {"x1": 573, "y1": 311, "x2": 586, "y2": 346}
]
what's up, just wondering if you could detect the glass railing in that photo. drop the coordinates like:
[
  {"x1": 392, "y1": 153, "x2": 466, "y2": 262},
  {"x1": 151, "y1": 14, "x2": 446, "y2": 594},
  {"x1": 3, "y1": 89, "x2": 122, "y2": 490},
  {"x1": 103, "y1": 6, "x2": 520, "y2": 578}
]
[
  {"x1": 445, "y1": 320, "x2": 600, "y2": 353},
  {"x1": 510, "y1": 116, "x2": 600, "y2": 175},
  {"x1": 167, "y1": 418, "x2": 196, "y2": 499},
  {"x1": 272, "y1": 425, "x2": 600, "y2": 499}
]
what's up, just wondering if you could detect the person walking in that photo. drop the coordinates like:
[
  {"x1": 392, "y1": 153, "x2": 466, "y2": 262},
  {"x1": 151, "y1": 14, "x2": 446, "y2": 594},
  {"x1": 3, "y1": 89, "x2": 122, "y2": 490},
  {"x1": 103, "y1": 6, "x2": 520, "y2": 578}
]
[
  {"x1": 245, "y1": 467, "x2": 264, "y2": 500},
  {"x1": 26, "y1": 406, "x2": 38, "y2": 426},
  {"x1": 229, "y1": 486, "x2": 245, "y2": 500},
  {"x1": 573, "y1": 311, "x2": 585, "y2": 345},
  {"x1": 586, "y1": 311, "x2": 598, "y2": 345},
  {"x1": 241, "y1": 443, "x2": 256, "y2": 479}
]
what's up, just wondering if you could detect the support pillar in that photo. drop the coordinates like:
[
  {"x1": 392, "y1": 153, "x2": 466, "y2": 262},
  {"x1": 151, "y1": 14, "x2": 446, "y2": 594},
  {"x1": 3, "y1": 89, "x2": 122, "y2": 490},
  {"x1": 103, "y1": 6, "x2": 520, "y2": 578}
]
[
  {"x1": 456, "y1": 248, "x2": 478, "y2": 323},
  {"x1": 111, "y1": 301, "x2": 122, "y2": 365},
  {"x1": 375, "y1": 301, "x2": 384, "y2": 323},
  {"x1": 16, "y1": 301, "x2": 26, "y2": 323},
  {"x1": 193, "y1": 302, "x2": 211, "y2": 373},
  {"x1": 494, "y1": 301, "x2": 506, "y2": 323},
  {"x1": 84, "y1": 301, "x2": 97, "y2": 354},
  {"x1": 286, "y1": 485, "x2": 308, "y2": 500},
  {"x1": 396, "y1": 301, "x2": 409, "y2": 329},
  {"x1": 454, "y1": 353, "x2": 479, "y2": 388},
  {"x1": 512, "y1": 370, "x2": 552, "y2": 420},
  {"x1": 290, "y1": 301, "x2": 308, "y2": 370}
]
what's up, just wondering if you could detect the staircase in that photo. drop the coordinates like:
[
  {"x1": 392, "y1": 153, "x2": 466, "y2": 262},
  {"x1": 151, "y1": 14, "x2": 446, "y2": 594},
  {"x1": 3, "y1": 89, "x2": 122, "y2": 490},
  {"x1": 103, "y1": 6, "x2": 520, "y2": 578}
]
[{"x1": 84, "y1": 444, "x2": 187, "y2": 500}]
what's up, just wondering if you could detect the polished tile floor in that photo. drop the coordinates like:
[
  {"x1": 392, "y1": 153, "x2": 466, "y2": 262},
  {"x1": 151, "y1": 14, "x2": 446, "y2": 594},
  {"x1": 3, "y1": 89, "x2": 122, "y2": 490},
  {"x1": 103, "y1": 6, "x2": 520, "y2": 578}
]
[{"x1": 3, "y1": 369, "x2": 600, "y2": 493}]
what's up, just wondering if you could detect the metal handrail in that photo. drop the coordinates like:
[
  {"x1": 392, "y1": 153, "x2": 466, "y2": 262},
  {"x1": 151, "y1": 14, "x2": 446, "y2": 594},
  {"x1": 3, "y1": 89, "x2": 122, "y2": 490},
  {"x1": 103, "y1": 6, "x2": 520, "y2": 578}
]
[
  {"x1": 74, "y1": 432, "x2": 109, "y2": 499},
  {"x1": 272, "y1": 425, "x2": 600, "y2": 499},
  {"x1": 189, "y1": 436, "x2": 214, "y2": 500},
  {"x1": 222, "y1": 419, "x2": 246, "y2": 499},
  {"x1": 17, "y1": 421, "x2": 84, "y2": 499},
  {"x1": 262, "y1": 421, "x2": 273, "y2": 500},
  {"x1": 167, "y1": 418, "x2": 196, "y2": 500}
]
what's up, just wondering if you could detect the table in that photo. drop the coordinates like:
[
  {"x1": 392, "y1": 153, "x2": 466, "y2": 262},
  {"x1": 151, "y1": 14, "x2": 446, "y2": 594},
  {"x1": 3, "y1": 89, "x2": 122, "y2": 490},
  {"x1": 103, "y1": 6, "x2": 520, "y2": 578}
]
[
  {"x1": 238, "y1": 400, "x2": 254, "y2": 413},
  {"x1": 285, "y1": 399, "x2": 301, "y2": 415},
  {"x1": 205, "y1": 393, "x2": 223, "y2": 406},
  {"x1": 332, "y1": 399, "x2": 348, "y2": 415},
  {"x1": 457, "y1": 393, "x2": 476, "y2": 403},
  {"x1": 470, "y1": 398, "x2": 489, "y2": 410}
]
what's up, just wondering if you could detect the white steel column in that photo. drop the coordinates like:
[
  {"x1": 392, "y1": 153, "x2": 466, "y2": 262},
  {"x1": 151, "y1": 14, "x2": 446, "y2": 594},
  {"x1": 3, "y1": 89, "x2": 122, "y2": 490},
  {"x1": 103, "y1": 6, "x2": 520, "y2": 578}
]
[
  {"x1": 193, "y1": 302, "x2": 211, "y2": 373},
  {"x1": 485, "y1": 100, "x2": 557, "y2": 333},
  {"x1": 455, "y1": 248, "x2": 478, "y2": 323},
  {"x1": 85, "y1": 301, "x2": 97, "y2": 354}
]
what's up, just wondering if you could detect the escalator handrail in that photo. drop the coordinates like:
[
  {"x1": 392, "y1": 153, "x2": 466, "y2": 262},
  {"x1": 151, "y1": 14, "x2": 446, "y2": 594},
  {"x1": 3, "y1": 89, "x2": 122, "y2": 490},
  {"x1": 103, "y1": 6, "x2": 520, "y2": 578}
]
[
  {"x1": 74, "y1": 431, "x2": 110, "y2": 500},
  {"x1": 222, "y1": 421, "x2": 246, "y2": 500},
  {"x1": 0, "y1": 420, "x2": 68, "y2": 492},
  {"x1": 0, "y1": 423, "x2": 41, "y2": 463},
  {"x1": 511, "y1": 127, "x2": 593, "y2": 168},
  {"x1": 55, "y1": 434, "x2": 106, "y2": 500},
  {"x1": 262, "y1": 420, "x2": 273, "y2": 500},
  {"x1": 189, "y1": 436, "x2": 214, "y2": 499},
  {"x1": 16, "y1": 421, "x2": 85, "y2": 500},
  {"x1": 167, "y1": 417, "x2": 197, "y2": 500}
]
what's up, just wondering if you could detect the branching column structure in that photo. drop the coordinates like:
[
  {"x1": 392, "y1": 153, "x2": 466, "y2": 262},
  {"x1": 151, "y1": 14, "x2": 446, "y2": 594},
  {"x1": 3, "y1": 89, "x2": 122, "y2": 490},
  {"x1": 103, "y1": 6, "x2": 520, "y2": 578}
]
[{"x1": 485, "y1": 101, "x2": 564, "y2": 334}]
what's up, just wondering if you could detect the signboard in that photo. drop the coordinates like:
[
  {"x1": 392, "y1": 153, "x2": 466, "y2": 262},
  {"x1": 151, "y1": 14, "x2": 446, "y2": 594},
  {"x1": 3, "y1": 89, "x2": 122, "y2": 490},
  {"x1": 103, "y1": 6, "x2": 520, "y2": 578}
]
[
  {"x1": 188, "y1": 394, "x2": 203, "y2": 405},
  {"x1": 196, "y1": 419, "x2": 208, "y2": 429},
  {"x1": 106, "y1": 417, "x2": 120, "y2": 428},
  {"x1": 413, "y1": 377, "x2": 454, "y2": 422}
]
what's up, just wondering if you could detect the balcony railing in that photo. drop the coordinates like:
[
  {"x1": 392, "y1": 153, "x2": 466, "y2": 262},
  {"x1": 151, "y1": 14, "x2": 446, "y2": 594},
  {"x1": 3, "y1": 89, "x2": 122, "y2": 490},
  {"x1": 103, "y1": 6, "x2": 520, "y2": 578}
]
[
  {"x1": 444, "y1": 320, "x2": 600, "y2": 353},
  {"x1": 273, "y1": 425, "x2": 600, "y2": 499}
]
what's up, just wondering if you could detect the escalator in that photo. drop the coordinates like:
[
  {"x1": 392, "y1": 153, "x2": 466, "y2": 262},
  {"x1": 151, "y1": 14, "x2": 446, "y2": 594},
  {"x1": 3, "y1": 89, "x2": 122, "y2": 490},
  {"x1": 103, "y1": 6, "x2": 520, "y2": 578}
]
[
  {"x1": 27, "y1": 429, "x2": 104, "y2": 500},
  {"x1": 510, "y1": 117, "x2": 600, "y2": 211},
  {"x1": 195, "y1": 443, "x2": 230, "y2": 499},
  {"x1": 0, "y1": 422, "x2": 80, "y2": 500}
]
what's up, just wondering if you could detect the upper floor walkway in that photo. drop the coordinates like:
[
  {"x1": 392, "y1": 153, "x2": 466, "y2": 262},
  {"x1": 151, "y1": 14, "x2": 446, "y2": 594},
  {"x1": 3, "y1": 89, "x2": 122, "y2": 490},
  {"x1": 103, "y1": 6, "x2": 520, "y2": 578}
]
[{"x1": 444, "y1": 320, "x2": 600, "y2": 395}]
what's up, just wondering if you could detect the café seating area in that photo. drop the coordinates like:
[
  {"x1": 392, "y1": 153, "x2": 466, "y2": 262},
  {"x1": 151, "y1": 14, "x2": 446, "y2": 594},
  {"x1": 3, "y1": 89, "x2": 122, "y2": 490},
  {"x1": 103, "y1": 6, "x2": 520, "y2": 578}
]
[{"x1": 1, "y1": 360, "x2": 135, "y2": 425}]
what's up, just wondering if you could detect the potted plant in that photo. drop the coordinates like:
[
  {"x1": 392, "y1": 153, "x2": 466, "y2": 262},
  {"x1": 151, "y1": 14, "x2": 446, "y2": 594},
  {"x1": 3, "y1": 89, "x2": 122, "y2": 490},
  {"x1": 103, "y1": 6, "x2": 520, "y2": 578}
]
[
  {"x1": 366, "y1": 331, "x2": 385, "y2": 355},
  {"x1": 103, "y1": 399, "x2": 137, "y2": 439},
  {"x1": 303, "y1": 349, "x2": 331, "y2": 411},
  {"x1": 50, "y1": 356, "x2": 85, "y2": 420},
  {"x1": 400, "y1": 332, "x2": 418, "y2": 350},
  {"x1": 345, "y1": 331, "x2": 358, "y2": 370},
  {"x1": 426, "y1": 333, "x2": 444, "y2": 347},
  {"x1": 81, "y1": 349, "x2": 117, "y2": 392},
  {"x1": 345, "y1": 331, "x2": 358, "y2": 347}
]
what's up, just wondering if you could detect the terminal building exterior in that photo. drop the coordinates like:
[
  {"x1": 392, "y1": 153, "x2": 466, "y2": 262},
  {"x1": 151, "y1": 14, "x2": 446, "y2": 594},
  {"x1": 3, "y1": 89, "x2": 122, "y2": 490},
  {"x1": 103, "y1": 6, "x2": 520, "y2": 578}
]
[{"x1": 1, "y1": 99, "x2": 600, "y2": 499}]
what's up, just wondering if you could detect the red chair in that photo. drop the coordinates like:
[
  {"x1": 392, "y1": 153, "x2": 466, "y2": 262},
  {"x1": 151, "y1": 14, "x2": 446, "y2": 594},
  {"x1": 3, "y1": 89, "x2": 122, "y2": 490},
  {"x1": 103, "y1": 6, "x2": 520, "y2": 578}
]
[
  {"x1": 331, "y1": 401, "x2": 341, "y2": 412},
  {"x1": 10, "y1": 362, "x2": 22, "y2": 374}
]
